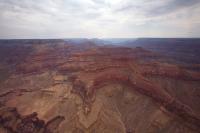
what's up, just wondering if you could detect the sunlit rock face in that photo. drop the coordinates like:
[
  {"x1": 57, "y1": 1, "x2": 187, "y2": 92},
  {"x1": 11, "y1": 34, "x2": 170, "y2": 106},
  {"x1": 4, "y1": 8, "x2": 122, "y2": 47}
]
[{"x1": 0, "y1": 40, "x2": 200, "y2": 133}]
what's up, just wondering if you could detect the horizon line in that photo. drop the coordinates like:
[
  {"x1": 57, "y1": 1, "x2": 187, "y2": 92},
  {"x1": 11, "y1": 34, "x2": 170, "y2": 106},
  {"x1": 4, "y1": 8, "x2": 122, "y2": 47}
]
[{"x1": 1, "y1": 37, "x2": 200, "y2": 40}]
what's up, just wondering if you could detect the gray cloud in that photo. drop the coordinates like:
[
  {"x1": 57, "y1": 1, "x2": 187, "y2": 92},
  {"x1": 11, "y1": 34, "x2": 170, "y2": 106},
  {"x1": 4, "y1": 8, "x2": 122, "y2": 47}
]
[
  {"x1": 115, "y1": 0, "x2": 200, "y2": 16},
  {"x1": 0, "y1": 0, "x2": 200, "y2": 38},
  {"x1": 148, "y1": 0, "x2": 200, "y2": 16}
]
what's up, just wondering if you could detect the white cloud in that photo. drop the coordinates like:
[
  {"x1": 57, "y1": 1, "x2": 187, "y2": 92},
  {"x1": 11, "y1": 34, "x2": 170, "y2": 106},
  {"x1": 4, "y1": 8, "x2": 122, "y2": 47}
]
[{"x1": 0, "y1": 0, "x2": 200, "y2": 38}]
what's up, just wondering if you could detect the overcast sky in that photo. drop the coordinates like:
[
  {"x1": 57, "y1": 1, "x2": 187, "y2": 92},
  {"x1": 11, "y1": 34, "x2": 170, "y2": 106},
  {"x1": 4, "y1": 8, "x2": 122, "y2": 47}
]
[{"x1": 0, "y1": 0, "x2": 200, "y2": 39}]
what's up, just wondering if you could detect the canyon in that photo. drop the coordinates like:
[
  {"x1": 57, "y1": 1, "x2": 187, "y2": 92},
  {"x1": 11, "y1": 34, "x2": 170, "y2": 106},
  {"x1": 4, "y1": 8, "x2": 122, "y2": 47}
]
[{"x1": 0, "y1": 39, "x2": 200, "y2": 133}]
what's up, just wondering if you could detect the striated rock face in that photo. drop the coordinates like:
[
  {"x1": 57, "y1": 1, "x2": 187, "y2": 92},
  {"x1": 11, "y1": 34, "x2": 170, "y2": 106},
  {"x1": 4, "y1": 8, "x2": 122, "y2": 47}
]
[{"x1": 0, "y1": 40, "x2": 200, "y2": 133}]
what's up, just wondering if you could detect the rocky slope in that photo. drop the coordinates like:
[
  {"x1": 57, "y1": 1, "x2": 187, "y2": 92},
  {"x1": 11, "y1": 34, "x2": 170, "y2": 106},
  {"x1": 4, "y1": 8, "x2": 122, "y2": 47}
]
[{"x1": 0, "y1": 40, "x2": 200, "y2": 133}]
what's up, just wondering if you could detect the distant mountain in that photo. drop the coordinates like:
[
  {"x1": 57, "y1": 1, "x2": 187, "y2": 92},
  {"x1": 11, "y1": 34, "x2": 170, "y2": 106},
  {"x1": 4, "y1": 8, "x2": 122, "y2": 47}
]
[
  {"x1": 122, "y1": 38, "x2": 200, "y2": 47},
  {"x1": 91, "y1": 38, "x2": 137, "y2": 45},
  {"x1": 120, "y1": 38, "x2": 200, "y2": 64}
]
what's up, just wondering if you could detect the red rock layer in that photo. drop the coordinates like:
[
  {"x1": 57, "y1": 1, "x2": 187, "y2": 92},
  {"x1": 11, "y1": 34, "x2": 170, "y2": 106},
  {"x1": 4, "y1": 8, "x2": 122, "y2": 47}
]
[{"x1": 13, "y1": 45, "x2": 200, "y2": 131}]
